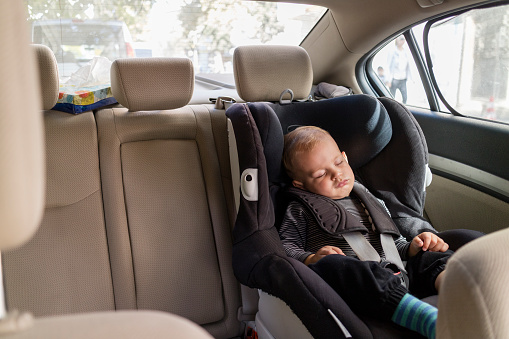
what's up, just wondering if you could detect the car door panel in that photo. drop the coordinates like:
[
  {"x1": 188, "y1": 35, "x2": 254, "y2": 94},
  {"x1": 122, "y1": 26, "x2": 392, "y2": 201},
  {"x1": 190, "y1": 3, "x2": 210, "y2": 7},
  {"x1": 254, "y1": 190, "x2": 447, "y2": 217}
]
[{"x1": 412, "y1": 108, "x2": 509, "y2": 234}]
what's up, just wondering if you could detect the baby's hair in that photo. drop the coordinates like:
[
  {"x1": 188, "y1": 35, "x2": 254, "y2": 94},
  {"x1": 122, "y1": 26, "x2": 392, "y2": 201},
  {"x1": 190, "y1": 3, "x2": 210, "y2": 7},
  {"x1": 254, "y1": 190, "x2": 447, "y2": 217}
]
[{"x1": 283, "y1": 126, "x2": 332, "y2": 178}]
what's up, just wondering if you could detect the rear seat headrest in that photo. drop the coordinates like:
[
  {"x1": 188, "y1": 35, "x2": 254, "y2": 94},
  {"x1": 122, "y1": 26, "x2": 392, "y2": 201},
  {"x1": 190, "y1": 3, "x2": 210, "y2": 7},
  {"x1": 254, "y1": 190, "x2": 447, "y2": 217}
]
[
  {"x1": 233, "y1": 45, "x2": 313, "y2": 102},
  {"x1": 32, "y1": 44, "x2": 59, "y2": 110},
  {"x1": 111, "y1": 58, "x2": 194, "y2": 111}
]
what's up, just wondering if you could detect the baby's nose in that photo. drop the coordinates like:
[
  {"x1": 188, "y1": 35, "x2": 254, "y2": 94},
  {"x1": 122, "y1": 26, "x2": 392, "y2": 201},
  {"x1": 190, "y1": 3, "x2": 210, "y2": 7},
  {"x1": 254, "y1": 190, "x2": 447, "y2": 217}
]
[{"x1": 332, "y1": 169, "x2": 341, "y2": 179}]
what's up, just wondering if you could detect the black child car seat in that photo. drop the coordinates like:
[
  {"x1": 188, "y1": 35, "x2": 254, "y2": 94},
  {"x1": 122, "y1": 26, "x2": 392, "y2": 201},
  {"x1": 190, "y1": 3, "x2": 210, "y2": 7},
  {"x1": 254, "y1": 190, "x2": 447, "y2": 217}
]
[{"x1": 226, "y1": 45, "x2": 482, "y2": 338}]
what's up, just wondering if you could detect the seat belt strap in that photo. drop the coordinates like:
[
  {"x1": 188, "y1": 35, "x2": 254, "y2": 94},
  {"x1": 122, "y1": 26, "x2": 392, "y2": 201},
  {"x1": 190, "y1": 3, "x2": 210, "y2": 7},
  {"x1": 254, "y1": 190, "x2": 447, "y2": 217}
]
[
  {"x1": 380, "y1": 233, "x2": 407, "y2": 273},
  {"x1": 342, "y1": 232, "x2": 381, "y2": 262},
  {"x1": 342, "y1": 232, "x2": 407, "y2": 275}
]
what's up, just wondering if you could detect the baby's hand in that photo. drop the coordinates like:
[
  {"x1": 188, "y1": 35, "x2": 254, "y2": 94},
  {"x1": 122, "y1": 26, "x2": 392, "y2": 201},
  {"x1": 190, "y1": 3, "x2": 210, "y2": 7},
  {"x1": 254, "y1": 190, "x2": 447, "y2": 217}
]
[
  {"x1": 304, "y1": 246, "x2": 345, "y2": 265},
  {"x1": 408, "y1": 232, "x2": 449, "y2": 257}
]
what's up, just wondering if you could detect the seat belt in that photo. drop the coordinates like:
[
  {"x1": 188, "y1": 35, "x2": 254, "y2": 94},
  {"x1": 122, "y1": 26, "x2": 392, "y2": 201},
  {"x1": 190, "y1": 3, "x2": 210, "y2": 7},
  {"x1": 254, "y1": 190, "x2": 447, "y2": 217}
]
[
  {"x1": 342, "y1": 232, "x2": 407, "y2": 274},
  {"x1": 380, "y1": 233, "x2": 407, "y2": 273},
  {"x1": 342, "y1": 232, "x2": 380, "y2": 262}
]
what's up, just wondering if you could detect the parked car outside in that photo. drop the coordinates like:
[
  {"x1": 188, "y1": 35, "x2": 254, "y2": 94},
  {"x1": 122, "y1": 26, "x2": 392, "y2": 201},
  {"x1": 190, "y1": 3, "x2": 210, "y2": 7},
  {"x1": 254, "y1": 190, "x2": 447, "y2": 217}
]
[{"x1": 32, "y1": 19, "x2": 135, "y2": 81}]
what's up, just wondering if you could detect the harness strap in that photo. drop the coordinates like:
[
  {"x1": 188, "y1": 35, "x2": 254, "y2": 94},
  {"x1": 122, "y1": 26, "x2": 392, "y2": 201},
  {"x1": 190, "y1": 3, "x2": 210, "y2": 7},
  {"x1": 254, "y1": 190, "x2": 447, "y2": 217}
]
[
  {"x1": 342, "y1": 232, "x2": 380, "y2": 262},
  {"x1": 342, "y1": 232, "x2": 406, "y2": 273},
  {"x1": 380, "y1": 233, "x2": 407, "y2": 273},
  {"x1": 343, "y1": 232, "x2": 407, "y2": 274},
  {"x1": 343, "y1": 232, "x2": 409, "y2": 288}
]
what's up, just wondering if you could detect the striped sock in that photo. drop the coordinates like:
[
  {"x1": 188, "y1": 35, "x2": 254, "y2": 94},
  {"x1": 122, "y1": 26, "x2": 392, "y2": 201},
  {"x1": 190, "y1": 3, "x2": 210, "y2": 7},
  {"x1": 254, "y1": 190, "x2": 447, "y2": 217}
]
[{"x1": 391, "y1": 294, "x2": 437, "y2": 339}]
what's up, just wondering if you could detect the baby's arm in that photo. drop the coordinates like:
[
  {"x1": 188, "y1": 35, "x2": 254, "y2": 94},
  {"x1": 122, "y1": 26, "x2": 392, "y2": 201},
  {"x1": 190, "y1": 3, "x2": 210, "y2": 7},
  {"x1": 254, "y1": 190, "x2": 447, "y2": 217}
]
[
  {"x1": 408, "y1": 232, "x2": 449, "y2": 257},
  {"x1": 280, "y1": 202, "x2": 346, "y2": 265},
  {"x1": 304, "y1": 246, "x2": 345, "y2": 265},
  {"x1": 279, "y1": 202, "x2": 315, "y2": 262}
]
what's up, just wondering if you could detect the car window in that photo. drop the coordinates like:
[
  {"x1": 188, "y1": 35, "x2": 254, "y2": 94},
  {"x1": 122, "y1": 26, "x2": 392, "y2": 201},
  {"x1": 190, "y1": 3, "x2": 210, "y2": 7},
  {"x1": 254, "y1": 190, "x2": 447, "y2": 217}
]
[
  {"x1": 371, "y1": 35, "x2": 429, "y2": 109},
  {"x1": 32, "y1": 19, "x2": 134, "y2": 79},
  {"x1": 370, "y1": 3, "x2": 509, "y2": 125},
  {"x1": 26, "y1": 0, "x2": 326, "y2": 90},
  {"x1": 423, "y1": 4, "x2": 509, "y2": 124}
]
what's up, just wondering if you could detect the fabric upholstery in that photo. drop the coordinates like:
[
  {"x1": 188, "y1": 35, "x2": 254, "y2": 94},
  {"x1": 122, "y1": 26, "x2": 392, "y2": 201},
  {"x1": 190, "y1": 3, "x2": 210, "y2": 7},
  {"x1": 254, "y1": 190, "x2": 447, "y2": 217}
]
[
  {"x1": 96, "y1": 100, "x2": 241, "y2": 337},
  {"x1": 3, "y1": 110, "x2": 115, "y2": 316},
  {"x1": 3, "y1": 186, "x2": 115, "y2": 316},
  {"x1": 233, "y1": 45, "x2": 313, "y2": 102},
  {"x1": 43, "y1": 111, "x2": 103, "y2": 207},
  {"x1": 267, "y1": 94, "x2": 393, "y2": 171},
  {"x1": 0, "y1": 0, "x2": 45, "y2": 251},
  {"x1": 111, "y1": 58, "x2": 194, "y2": 111},
  {"x1": 32, "y1": 44, "x2": 59, "y2": 110},
  {"x1": 437, "y1": 227, "x2": 509, "y2": 339},
  {"x1": 106, "y1": 59, "x2": 242, "y2": 336},
  {"x1": 3, "y1": 43, "x2": 115, "y2": 316},
  {"x1": 7, "y1": 311, "x2": 213, "y2": 339},
  {"x1": 208, "y1": 107, "x2": 238, "y2": 228},
  {"x1": 356, "y1": 97, "x2": 434, "y2": 238}
]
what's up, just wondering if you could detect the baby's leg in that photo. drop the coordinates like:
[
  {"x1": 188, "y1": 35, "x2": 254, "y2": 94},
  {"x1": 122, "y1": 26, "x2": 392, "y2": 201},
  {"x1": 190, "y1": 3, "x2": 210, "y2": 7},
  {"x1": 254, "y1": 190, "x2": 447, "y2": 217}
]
[
  {"x1": 310, "y1": 255, "x2": 438, "y2": 339},
  {"x1": 308, "y1": 254, "x2": 407, "y2": 317},
  {"x1": 406, "y1": 249, "x2": 452, "y2": 298},
  {"x1": 392, "y1": 294, "x2": 437, "y2": 339}
]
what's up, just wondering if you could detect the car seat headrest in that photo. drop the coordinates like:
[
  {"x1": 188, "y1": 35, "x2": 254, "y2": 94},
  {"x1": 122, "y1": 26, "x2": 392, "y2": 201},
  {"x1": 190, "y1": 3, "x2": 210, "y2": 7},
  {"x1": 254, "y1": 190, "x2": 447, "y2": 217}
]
[
  {"x1": 233, "y1": 45, "x2": 313, "y2": 102},
  {"x1": 111, "y1": 57, "x2": 194, "y2": 111},
  {"x1": 32, "y1": 44, "x2": 59, "y2": 110},
  {"x1": 271, "y1": 95, "x2": 393, "y2": 172}
]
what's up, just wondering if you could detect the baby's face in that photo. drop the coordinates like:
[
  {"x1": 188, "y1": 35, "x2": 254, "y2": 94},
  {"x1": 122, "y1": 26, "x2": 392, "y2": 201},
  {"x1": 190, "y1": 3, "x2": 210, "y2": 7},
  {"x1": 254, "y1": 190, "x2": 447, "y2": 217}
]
[{"x1": 292, "y1": 136, "x2": 354, "y2": 199}]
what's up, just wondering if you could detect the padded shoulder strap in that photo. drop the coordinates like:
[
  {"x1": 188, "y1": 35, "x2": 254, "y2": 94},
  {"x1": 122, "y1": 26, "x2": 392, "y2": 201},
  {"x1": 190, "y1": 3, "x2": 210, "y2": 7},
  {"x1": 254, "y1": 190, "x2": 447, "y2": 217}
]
[
  {"x1": 351, "y1": 182, "x2": 400, "y2": 236},
  {"x1": 286, "y1": 183, "x2": 400, "y2": 236},
  {"x1": 285, "y1": 187, "x2": 368, "y2": 234},
  {"x1": 286, "y1": 184, "x2": 406, "y2": 274}
]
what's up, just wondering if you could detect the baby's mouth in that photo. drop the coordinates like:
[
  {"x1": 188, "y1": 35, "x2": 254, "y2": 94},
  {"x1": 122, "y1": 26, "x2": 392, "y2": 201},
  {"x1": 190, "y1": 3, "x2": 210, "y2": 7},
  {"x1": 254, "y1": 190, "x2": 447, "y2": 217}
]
[{"x1": 335, "y1": 179, "x2": 348, "y2": 188}]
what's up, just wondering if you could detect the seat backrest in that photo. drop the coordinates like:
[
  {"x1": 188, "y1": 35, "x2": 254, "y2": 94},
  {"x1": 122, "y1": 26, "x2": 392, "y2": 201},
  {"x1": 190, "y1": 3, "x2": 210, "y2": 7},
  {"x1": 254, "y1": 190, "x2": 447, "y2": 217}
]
[
  {"x1": 3, "y1": 44, "x2": 116, "y2": 316},
  {"x1": 0, "y1": 3, "x2": 45, "y2": 254},
  {"x1": 0, "y1": 0, "x2": 45, "y2": 324},
  {"x1": 96, "y1": 57, "x2": 241, "y2": 338},
  {"x1": 437, "y1": 227, "x2": 509, "y2": 339}
]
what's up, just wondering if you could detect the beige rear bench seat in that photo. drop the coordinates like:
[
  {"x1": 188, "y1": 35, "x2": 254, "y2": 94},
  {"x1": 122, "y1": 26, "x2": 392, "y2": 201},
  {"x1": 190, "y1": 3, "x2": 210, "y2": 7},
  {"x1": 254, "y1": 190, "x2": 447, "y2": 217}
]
[{"x1": 96, "y1": 57, "x2": 241, "y2": 338}]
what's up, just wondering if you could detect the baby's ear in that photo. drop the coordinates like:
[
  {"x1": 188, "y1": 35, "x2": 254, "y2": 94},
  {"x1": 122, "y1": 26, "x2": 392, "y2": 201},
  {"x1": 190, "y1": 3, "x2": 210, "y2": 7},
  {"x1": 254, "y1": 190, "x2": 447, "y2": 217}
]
[
  {"x1": 292, "y1": 180, "x2": 304, "y2": 189},
  {"x1": 342, "y1": 151, "x2": 349, "y2": 163}
]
